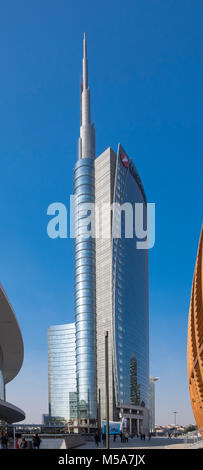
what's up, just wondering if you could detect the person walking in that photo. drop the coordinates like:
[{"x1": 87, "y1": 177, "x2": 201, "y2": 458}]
[
  {"x1": 102, "y1": 432, "x2": 106, "y2": 447},
  {"x1": 14, "y1": 438, "x2": 19, "y2": 449},
  {"x1": 1, "y1": 432, "x2": 8, "y2": 449},
  {"x1": 33, "y1": 433, "x2": 41, "y2": 449},
  {"x1": 94, "y1": 432, "x2": 100, "y2": 447},
  {"x1": 20, "y1": 438, "x2": 27, "y2": 449}
]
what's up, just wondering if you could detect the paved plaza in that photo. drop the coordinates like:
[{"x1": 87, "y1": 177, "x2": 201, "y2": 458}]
[{"x1": 78, "y1": 435, "x2": 201, "y2": 450}]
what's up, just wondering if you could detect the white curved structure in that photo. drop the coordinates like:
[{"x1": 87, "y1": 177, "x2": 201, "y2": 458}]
[{"x1": 0, "y1": 283, "x2": 25, "y2": 423}]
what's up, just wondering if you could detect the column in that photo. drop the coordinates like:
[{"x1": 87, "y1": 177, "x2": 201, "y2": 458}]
[
  {"x1": 130, "y1": 418, "x2": 132, "y2": 434},
  {"x1": 137, "y1": 418, "x2": 139, "y2": 435}
]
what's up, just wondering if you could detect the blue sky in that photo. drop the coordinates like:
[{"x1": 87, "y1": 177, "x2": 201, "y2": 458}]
[{"x1": 0, "y1": 0, "x2": 202, "y2": 425}]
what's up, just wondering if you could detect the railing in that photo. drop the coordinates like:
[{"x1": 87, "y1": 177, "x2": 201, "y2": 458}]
[{"x1": 184, "y1": 431, "x2": 203, "y2": 448}]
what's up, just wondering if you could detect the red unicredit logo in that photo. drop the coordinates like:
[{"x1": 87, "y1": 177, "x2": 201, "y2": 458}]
[{"x1": 120, "y1": 152, "x2": 129, "y2": 168}]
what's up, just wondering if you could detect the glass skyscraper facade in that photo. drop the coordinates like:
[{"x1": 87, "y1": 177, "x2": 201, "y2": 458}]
[
  {"x1": 48, "y1": 323, "x2": 77, "y2": 422},
  {"x1": 112, "y1": 144, "x2": 149, "y2": 410},
  {"x1": 74, "y1": 159, "x2": 97, "y2": 419},
  {"x1": 95, "y1": 145, "x2": 150, "y2": 432}
]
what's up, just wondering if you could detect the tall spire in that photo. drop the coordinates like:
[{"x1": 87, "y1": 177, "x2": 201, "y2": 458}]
[
  {"x1": 78, "y1": 33, "x2": 95, "y2": 159},
  {"x1": 83, "y1": 32, "x2": 88, "y2": 89}
]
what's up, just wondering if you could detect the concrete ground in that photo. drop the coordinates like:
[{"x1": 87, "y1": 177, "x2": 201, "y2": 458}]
[
  {"x1": 3, "y1": 435, "x2": 202, "y2": 450},
  {"x1": 78, "y1": 435, "x2": 201, "y2": 450}
]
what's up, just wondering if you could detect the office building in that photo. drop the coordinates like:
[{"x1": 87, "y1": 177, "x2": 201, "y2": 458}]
[
  {"x1": 95, "y1": 145, "x2": 149, "y2": 434},
  {"x1": 48, "y1": 323, "x2": 77, "y2": 423},
  {"x1": 0, "y1": 283, "x2": 25, "y2": 423},
  {"x1": 187, "y1": 225, "x2": 203, "y2": 438}
]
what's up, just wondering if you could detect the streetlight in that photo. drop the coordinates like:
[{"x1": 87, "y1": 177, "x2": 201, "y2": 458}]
[{"x1": 173, "y1": 411, "x2": 178, "y2": 427}]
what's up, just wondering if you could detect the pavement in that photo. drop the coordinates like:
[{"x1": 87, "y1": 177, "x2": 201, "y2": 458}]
[
  {"x1": 78, "y1": 436, "x2": 201, "y2": 450},
  {"x1": 2, "y1": 435, "x2": 202, "y2": 450}
]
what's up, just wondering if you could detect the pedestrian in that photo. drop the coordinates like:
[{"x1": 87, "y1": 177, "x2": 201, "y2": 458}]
[
  {"x1": 0, "y1": 432, "x2": 7, "y2": 449},
  {"x1": 102, "y1": 432, "x2": 106, "y2": 446},
  {"x1": 20, "y1": 437, "x2": 27, "y2": 449},
  {"x1": 14, "y1": 438, "x2": 19, "y2": 449},
  {"x1": 125, "y1": 432, "x2": 129, "y2": 442},
  {"x1": 3, "y1": 433, "x2": 8, "y2": 449},
  {"x1": 94, "y1": 432, "x2": 99, "y2": 447},
  {"x1": 33, "y1": 433, "x2": 41, "y2": 449}
]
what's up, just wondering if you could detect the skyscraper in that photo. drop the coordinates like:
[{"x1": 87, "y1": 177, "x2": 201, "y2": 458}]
[
  {"x1": 187, "y1": 225, "x2": 203, "y2": 438},
  {"x1": 95, "y1": 145, "x2": 149, "y2": 433},
  {"x1": 74, "y1": 33, "x2": 97, "y2": 421},
  {"x1": 49, "y1": 35, "x2": 150, "y2": 434},
  {"x1": 48, "y1": 323, "x2": 77, "y2": 423},
  {"x1": 74, "y1": 35, "x2": 149, "y2": 433}
]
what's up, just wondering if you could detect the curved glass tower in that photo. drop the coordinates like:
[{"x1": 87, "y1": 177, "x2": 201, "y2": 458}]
[
  {"x1": 73, "y1": 34, "x2": 97, "y2": 419},
  {"x1": 112, "y1": 144, "x2": 149, "y2": 411},
  {"x1": 95, "y1": 145, "x2": 149, "y2": 433}
]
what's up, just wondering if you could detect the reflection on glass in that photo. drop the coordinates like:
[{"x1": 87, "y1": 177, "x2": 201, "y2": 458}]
[
  {"x1": 48, "y1": 323, "x2": 76, "y2": 422},
  {"x1": 130, "y1": 357, "x2": 140, "y2": 406}
]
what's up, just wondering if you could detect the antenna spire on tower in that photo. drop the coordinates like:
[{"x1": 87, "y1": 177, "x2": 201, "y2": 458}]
[
  {"x1": 78, "y1": 33, "x2": 95, "y2": 159},
  {"x1": 83, "y1": 32, "x2": 88, "y2": 89}
]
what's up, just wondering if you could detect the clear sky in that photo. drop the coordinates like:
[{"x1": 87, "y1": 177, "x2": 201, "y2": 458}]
[{"x1": 0, "y1": 0, "x2": 202, "y2": 425}]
